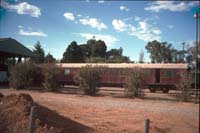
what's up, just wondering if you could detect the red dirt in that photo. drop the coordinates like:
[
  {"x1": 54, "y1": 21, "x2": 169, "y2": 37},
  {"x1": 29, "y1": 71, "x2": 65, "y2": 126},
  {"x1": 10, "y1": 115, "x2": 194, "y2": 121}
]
[
  {"x1": 0, "y1": 93, "x2": 92, "y2": 133},
  {"x1": 0, "y1": 88, "x2": 199, "y2": 133}
]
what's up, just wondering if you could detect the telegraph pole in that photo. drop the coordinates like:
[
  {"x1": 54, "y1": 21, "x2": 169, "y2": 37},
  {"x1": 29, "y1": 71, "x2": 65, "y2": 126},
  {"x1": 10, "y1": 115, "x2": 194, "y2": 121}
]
[
  {"x1": 182, "y1": 42, "x2": 185, "y2": 63},
  {"x1": 194, "y1": 11, "x2": 199, "y2": 103}
]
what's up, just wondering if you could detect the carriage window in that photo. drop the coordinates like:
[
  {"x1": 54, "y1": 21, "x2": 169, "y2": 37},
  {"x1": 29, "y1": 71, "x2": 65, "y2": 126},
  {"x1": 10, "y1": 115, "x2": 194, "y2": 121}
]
[
  {"x1": 0, "y1": 71, "x2": 7, "y2": 82},
  {"x1": 100, "y1": 68, "x2": 105, "y2": 74},
  {"x1": 64, "y1": 69, "x2": 70, "y2": 75},
  {"x1": 144, "y1": 70, "x2": 150, "y2": 77},
  {"x1": 166, "y1": 70, "x2": 174, "y2": 78},
  {"x1": 110, "y1": 69, "x2": 116, "y2": 76},
  {"x1": 120, "y1": 69, "x2": 127, "y2": 76}
]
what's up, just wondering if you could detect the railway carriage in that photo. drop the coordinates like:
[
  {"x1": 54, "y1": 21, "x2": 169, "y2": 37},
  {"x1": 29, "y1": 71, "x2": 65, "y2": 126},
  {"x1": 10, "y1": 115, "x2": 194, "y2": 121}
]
[{"x1": 57, "y1": 63, "x2": 189, "y2": 93}]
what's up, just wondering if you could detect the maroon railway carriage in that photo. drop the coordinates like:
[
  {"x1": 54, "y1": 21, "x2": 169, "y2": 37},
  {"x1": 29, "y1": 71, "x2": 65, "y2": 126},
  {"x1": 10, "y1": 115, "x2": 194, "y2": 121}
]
[{"x1": 57, "y1": 63, "x2": 188, "y2": 93}]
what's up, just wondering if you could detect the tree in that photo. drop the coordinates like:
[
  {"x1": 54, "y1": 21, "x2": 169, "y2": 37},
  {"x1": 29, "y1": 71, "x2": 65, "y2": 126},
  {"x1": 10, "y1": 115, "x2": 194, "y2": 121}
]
[
  {"x1": 145, "y1": 40, "x2": 174, "y2": 63},
  {"x1": 74, "y1": 65, "x2": 103, "y2": 95},
  {"x1": 84, "y1": 37, "x2": 107, "y2": 58},
  {"x1": 85, "y1": 57, "x2": 106, "y2": 63},
  {"x1": 106, "y1": 56, "x2": 130, "y2": 63},
  {"x1": 80, "y1": 44, "x2": 92, "y2": 59},
  {"x1": 106, "y1": 47, "x2": 130, "y2": 63},
  {"x1": 61, "y1": 41, "x2": 84, "y2": 63},
  {"x1": 44, "y1": 52, "x2": 56, "y2": 63},
  {"x1": 139, "y1": 49, "x2": 144, "y2": 63},
  {"x1": 171, "y1": 49, "x2": 178, "y2": 63},
  {"x1": 87, "y1": 37, "x2": 96, "y2": 47},
  {"x1": 42, "y1": 63, "x2": 61, "y2": 92},
  {"x1": 185, "y1": 41, "x2": 200, "y2": 64},
  {"x1": 176, "y1": 73, "x2": 192, "y2": 102},
  {"x1": 9, "y1": 61, "x2": 38, "y2": 89},
  {"x1": 125, "y1": 68, "x2": 144, "y2": 98},
  {"x1": 91, "y1": 40, "x2": 107, "y2": 58},
  {"x1": 32, "y1": 41, "x2": 45, "y2": 64},
  {"x1": 106, "y1": 47, "x2": 123, "y2": 59}
]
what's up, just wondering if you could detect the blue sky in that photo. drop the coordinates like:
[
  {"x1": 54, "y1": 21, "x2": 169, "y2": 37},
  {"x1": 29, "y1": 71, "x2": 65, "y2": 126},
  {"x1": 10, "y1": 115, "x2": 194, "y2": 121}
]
[{"x1": 0, "y1": 0, "x2": 199, "y2": 62}]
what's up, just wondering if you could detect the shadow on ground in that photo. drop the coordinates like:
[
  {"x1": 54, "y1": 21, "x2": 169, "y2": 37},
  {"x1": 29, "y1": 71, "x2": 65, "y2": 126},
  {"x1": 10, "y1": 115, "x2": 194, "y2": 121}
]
[
  {"x1": 35, "y1": 103, "x2": 93, "y2": 133},
  {"x1": 0, "y1": 93, "x2": 93, "y2": 133}
]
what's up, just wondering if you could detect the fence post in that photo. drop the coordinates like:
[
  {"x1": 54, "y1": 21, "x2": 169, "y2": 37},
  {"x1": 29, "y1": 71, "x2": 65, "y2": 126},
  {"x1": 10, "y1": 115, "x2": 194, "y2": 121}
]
[
  {"x1": 28, "y1": 106, "x2": 36, "y2": 133},
  {"x1": 144, "y1": 119, "x2": 150, "y2": 133}
]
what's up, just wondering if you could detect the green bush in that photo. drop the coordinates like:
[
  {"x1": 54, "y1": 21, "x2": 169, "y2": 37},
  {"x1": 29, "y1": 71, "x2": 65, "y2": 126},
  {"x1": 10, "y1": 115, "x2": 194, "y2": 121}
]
[
  {"x1": 125, "y1": 68, "x2": 144, "y2": 98},
  {"x1": 176, "y1": 73, "x2": 192, "y2": 102},
  {"x1": 9, "y1": 61, "x2": 38, "y2": 89},
  {"x1": 74, "y1": 65, "x2": 103, "y2": 95},
  {"x1": 42, "y1": 63, "x2": 61, "y2": 92}
]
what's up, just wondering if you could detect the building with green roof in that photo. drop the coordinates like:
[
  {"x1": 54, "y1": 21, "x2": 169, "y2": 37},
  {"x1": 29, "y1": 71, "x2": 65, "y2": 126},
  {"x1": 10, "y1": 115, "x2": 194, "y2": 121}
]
[{"x1": 0, "y1": 38, "x2": 34, "y2": 84}]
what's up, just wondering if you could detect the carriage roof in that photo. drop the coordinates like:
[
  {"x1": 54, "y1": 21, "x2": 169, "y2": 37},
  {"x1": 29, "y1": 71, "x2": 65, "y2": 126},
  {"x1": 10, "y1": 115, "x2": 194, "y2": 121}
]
[{"x1": 57, "y1": 63, "x2": 188, "y2": 69}]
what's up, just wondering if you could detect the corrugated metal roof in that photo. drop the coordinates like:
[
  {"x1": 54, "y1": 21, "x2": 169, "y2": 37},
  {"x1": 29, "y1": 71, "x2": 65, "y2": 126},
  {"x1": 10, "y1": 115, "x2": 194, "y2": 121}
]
[
  {"x1": 0, "y1": 38, "x2": 34, "y2": 57},
  {"x1": 57, "y1": 63, "x2": 188, "y2": 69}
]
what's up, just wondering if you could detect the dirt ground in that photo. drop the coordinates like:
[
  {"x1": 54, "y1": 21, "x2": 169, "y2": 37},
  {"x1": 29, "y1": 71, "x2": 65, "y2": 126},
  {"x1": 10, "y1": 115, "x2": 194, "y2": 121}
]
[{"x1": 0, "y1": 87, "x2": 199, "y2": 133}]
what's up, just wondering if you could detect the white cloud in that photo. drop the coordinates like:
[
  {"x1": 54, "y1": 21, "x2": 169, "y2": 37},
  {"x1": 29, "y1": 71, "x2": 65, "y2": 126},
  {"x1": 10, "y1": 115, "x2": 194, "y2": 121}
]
[
  {"x1": 2, "y1": 2, "x2": 41, "y2": 17},
  {"x1": 77, "y1": 14, "x2": 82, "y2": 17},
  {"x1": 152, "y1": 28, "x2": 162, "y2": 35},
  {"x1": 134, "y1": 16, "x2": 141, "y2": 21},
  {"x1": 112, "y1": 19, "x2": 162, "y2": 42},
  {"x1": 139, "y1": 21, "x2": 147, "y2": 31},
  {"x1": 120, "y1": 6, "x2": 129, "y2": 12},
  {"x1": 145, "y1": 1, "x2": 198, "y2": 12},
  {"x1": 112, "y1": 19, "x2": 128, "y2": 32},
  {"x1": 123, "y1": 17, "x2": 133, "y2": 21},
  {"x1": 98, "y1": 0, "x2": 105, "y2": 4},
  {"x1": 64, "y1": 12, "x2": 75, "y2": 21},
  {"x1": 167, "y1": 25, "x2": 174, "y2": 29},
  {"x1": 18, "y1": 29, "x2": 47, "y2": 37},
  {"x1": 129, "y1": 21, "x2": 162, "y2": 42},
  {"x1": 79, "y1": 33, "x2": 119, "y2": 47},
  {"x1": 63, "y1": 12, "x2": 107, "y2": 31},
  {"x1": 79, "y1": 17, "x2": 107, "y2": 30},
  {"x1": 18, "y1": 25, "x2": 23, "y2": 28},
  {"x1": 129, "y1": 24, "x2": 136, "y2": 32}
]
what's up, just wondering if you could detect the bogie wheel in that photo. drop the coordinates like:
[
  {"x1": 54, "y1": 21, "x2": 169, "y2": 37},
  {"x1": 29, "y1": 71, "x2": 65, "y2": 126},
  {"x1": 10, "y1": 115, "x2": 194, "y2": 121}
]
[
  {"x1": 162, "y1": 88, "x2": 169, "y2": 93},
  {"x1": 149, "y1": 88, "x2": 156, "y2": 93}
]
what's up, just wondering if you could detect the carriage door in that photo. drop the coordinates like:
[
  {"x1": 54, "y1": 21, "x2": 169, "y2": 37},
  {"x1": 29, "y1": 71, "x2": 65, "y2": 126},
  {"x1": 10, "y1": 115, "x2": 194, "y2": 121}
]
[{"x1": 155, "y1": 69, "x2": 160, "y2": 83}]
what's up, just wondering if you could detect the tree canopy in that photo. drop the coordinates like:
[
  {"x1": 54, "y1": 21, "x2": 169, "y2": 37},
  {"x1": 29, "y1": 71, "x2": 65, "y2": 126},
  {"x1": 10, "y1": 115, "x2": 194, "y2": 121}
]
[
  {"x1": 91, "y1": 40, "x2": 107, "y2": 58},
  {"x1": 61, "y1": 37, "x2": 130, "y2": 63},
  {"x1": 106, "y1": 47, "x2": 123, "y2": 59},
  {"x1": 45, "y1": 52, "x2": 56, "y2": 63},
  {"x1": 61, "y1": 41, "x2": 84, "y2": 63},
  {"x1": 31, "y1": 39, "x2": 199, "y2": 64},
  {"x1": 145, "y1": 40, "x2": 200, "y2": 64},
  {"x1": 32, "y1": 41, "x2": 45, "y2": 64},
  {"x1": 145, "y1": 40, "x2": 176, "y2": 63},
  {"x1": 106, "y1": 47, "x2": 130, "y2": 63}
]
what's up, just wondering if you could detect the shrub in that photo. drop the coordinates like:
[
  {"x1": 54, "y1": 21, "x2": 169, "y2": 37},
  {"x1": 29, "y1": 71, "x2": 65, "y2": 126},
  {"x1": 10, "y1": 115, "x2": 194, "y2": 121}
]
[
  {"x1": 42, "y1": 63, "x2": 61, "y2": 92},
  {"x1": 74, "y1": 65, "x2": 103, "y2": 95},
  {"x1": 125, "y1": 68, "x2": 144, "y2": 98},
  {"x1": 9, "y1": 61, "x2": 38, "y2": 89},
  {"x1": 176, "y1": 73, "x2": 192, "y2": 102}
]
